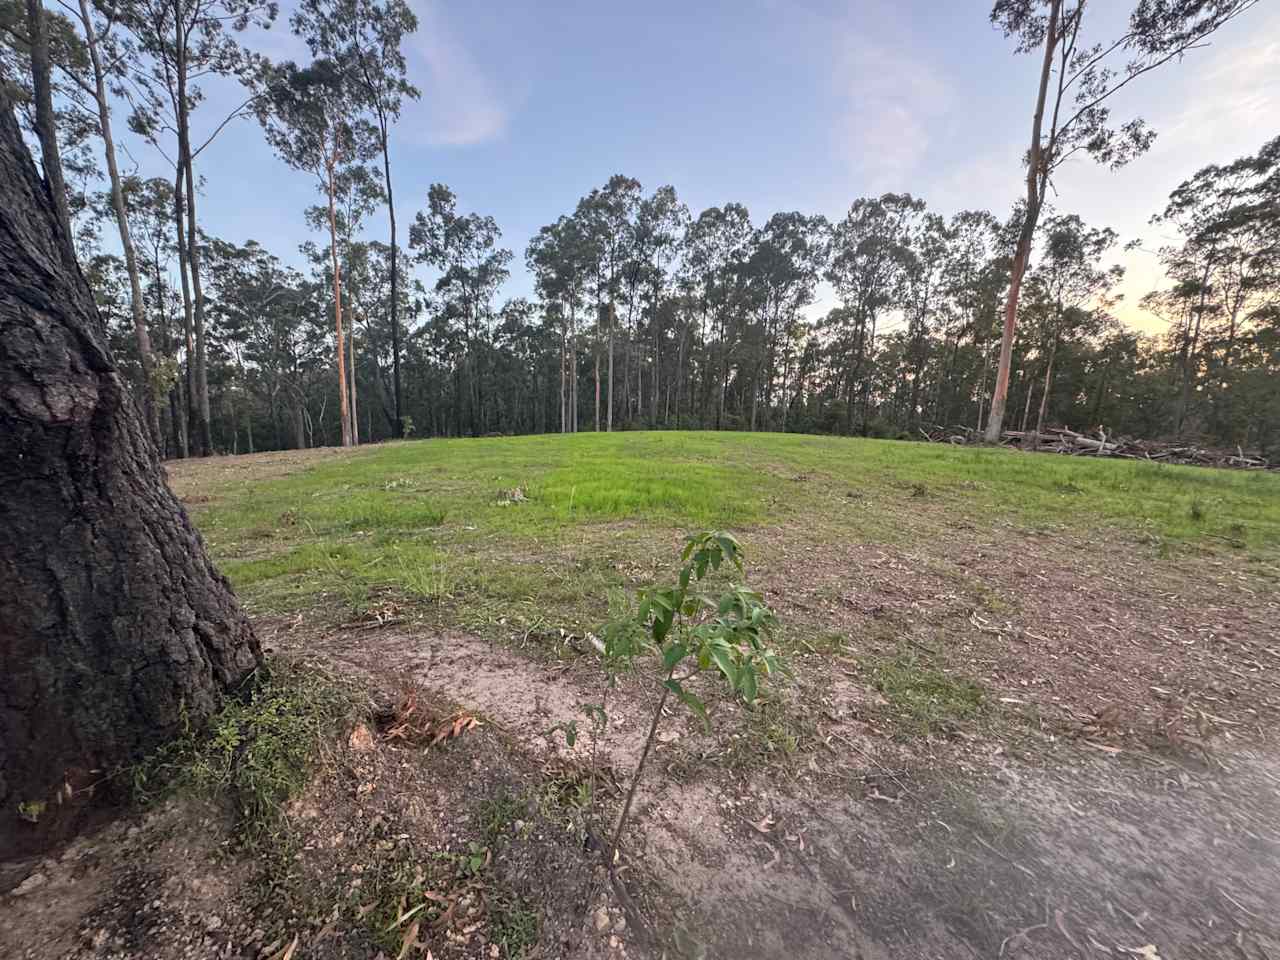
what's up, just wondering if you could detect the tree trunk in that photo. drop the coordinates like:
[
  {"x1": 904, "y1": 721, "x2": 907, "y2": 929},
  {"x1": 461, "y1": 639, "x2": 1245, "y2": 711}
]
[
  {"x1": 326, "y1": 155, "x2": 352, "y2": 447},
  {"x1": 174, "y1": 2, "x2": 212, "y2": 456},
  {"x1": 0, "y1": 102, "x2": 259, "y2": 858},
  {"x1": 984, "y1": 0, "x2": 1060, "y2": 444},
  {"x1": 25, "y1": 0, "x2": 72, "y2": 250},
  {"x1": 78, "y1": 0, "x2": 161, "y2": 450},
  {"x1": 348, "y1": 321, "x2": 359, "y2": 445},
  {"x1": 1033, "y1": 337, "x2": 1058, "y2": 448},
  {"x1": 606, "y1": 303, "x2": 614, "y2": 432},
  {"x1": 378, "y1": 122, "x2": 403, "y2": 438}
]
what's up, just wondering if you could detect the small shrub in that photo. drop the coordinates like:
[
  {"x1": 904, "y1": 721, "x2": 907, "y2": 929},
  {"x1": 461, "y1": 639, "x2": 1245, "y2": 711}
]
[{"x1": 599, "y1": 531, "x2": 787, "y2": 860}]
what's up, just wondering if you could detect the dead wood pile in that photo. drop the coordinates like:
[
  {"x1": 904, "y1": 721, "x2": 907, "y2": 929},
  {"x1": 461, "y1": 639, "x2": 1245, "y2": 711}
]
[{"x1": 916, "y1": 424, "x2": 1274, "y2": 471}]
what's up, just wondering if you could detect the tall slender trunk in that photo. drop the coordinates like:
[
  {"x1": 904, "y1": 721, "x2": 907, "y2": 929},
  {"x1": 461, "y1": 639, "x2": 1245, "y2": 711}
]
[
  {"x1": 78, "y1": 0, "x2": 161, "y2": 449},
  {"x1": 378, "y1": 120, "x2": 403, "y2": 438},
  {"x1": 1032, "y1": 337, "x2": 1057, "y2": 447},
  {"x1": 25, "y1": 0, "x2": 72, "y2": 251},
  {"x1": 984, "y1": 0, "x2": 1061, "y2": 444},
  {"x1": 651, "y1": 298, "x2": 661, "y2": 424},
  {"x1": 326, "y1": 154, "x2": 352, "y2": 447},
  {"x1": 1177, "y1": 265, "x2": 1211, "y2": 436},
  {"x1": 607, "y1": 302, "x2": 615, "y2": 431},
  {"x1": 174, "y1": 1, "x2": 211, "y2": 455},
  {"x1": 172, "y1": 168, "x2": 197, "y2": 451},
  {"x1": 560, "y1": 320, "x2": 567, "y2": 433},
  {"x1": 976, "y1": 338, "x2": 993, "y2": 435},
  {"x1": 348, "y1": 320, "x2": 359, "y2": 445},
  {"x1": 594, "y1": 348, "x2": 601, "y2": 431}
]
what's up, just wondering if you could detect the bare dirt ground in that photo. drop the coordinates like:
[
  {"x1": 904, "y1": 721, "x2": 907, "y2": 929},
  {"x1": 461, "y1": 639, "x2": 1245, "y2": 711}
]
[{"x1": 4, "y1": 453, "x2": 1279, "y2": 960}]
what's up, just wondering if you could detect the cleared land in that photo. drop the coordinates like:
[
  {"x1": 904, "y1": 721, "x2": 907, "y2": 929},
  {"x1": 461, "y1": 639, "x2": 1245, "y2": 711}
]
[{"x1": 4, "y1": 432, "x2": 1279, "y2": 960}]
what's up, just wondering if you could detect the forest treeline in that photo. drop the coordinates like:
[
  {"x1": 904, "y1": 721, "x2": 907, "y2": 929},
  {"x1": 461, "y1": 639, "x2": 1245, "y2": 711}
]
[{"x1": 3, "y1": 0, "x2": 1276, "y2": 457}]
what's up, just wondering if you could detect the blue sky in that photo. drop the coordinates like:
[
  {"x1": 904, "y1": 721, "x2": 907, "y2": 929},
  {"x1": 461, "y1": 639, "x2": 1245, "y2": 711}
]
[{"x1": 147, "y1": 0, "x2": 1280, "y2": 333}]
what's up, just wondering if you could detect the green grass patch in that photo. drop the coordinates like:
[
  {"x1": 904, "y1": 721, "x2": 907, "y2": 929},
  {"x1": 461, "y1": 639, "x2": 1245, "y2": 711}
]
[
  {"x1": 177, "y1": 433, "x2": 1280, "y2": 635},
  {"x1": 868, "y1": 652, "x2": 987, "y2": 736}
]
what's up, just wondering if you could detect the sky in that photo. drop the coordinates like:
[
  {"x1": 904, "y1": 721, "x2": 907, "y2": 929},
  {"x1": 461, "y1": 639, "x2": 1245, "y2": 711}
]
[{"x1": 142, "y1": 0, "x2": 1280, "y2": 336}]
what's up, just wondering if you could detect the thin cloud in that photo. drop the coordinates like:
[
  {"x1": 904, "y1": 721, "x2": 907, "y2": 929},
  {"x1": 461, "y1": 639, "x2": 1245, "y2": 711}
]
[
  {"x1": 831, "y1": 33, "x2": 953, "y2": 192},
  {"x1": 405, "y1": 0, "x2": 508, "y2": 146}
]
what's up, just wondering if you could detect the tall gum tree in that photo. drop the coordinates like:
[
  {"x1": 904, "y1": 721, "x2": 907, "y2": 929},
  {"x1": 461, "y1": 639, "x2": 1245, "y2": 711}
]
[
  {"x1": 289, "y1": 0, "x2": 418, "y2": 439},
  {"x1": 257, "y1": 57, "x2": 377, "y2": 447},
  {"x1": 984, "y1": 0, "x2": 1261, "y2": 443}
]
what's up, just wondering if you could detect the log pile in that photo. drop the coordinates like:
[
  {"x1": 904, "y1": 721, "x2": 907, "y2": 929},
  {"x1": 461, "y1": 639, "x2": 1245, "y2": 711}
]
[{"x1": 917, "y1": 424, "x2": 1274, "y2": 471}]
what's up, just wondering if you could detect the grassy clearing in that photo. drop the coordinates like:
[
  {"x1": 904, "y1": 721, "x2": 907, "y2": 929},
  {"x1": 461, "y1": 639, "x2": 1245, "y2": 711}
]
[{"x1": 176, "y1": 432, "x2": 1280, "y2": 643}]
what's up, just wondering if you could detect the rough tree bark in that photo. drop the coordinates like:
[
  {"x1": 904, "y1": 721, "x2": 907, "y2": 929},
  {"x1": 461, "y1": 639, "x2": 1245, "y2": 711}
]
[{"x1": 0, "y1": 102, "x2": 259, "y2": 857}]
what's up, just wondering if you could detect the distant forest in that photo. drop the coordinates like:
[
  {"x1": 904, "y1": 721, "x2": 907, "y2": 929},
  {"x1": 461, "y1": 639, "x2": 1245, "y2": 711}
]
[{"x1": 4, "y1": 0, "x2": 1276, "y2": 456}]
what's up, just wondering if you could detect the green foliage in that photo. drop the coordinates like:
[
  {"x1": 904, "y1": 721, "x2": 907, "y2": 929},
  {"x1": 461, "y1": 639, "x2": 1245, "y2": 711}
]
[
  {"x1": 609, "y1": 531, "x2": 784, "y2": 719},
  {"x1": 599, "y1": 531, "x2": 787, "y2": 858},
  {"x1": 132, "y1": 661, "x2": 358, "y2": 850}
]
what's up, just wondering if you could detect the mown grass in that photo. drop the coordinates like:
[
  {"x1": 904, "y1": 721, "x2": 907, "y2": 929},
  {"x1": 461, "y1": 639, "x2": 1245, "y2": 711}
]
[{"x1": 177, "y1": 432, "x2": 1280, "y2": 639}]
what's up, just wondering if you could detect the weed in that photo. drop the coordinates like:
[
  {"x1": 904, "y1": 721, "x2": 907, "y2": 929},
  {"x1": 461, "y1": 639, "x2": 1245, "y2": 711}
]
[
  {"x1": 1189, "y1": 498, "x2": 1206, "y2": 523},
  {"x1": 400, "y1": 557, "x2": 451, "y2": 604},
  {"x1": 489, "y1": 895, "x2": 539, "y2": 958},
  {"x1": 477, "y1": 788, "x2": 526, "y2": 846},
  {"x1": 131, "y1": 660, "x2": 358, "y2": 851}
]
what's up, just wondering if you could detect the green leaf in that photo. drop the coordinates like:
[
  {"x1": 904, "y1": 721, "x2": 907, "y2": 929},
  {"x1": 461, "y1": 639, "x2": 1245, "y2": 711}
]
[
  {"x1": 740, "y1": 663, "x2": 758, "y2": 702},
  {"x1": 662, "y1": 642, "x2": 689, "y2": 672},
  {"x1": 708, "y1": 645, "x2": 738, "y2": 688},
  {"x1": 664, "y1": 678, "x2": 708, "y2": 724}
]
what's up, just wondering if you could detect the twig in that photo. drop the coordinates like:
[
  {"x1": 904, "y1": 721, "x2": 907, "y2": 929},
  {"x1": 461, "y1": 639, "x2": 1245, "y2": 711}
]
[{"x1": 973, "y1": 832, "x2": 1038, "y2": 880}]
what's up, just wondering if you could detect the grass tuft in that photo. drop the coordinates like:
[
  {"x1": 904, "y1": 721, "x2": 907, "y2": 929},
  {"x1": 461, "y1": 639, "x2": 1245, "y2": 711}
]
[
  {"x1": 131, "y1": 659, "x2": 359, "y2": 850},
  {"x1": 868, "y1": 652, "x2": 987, "y2": 736}
]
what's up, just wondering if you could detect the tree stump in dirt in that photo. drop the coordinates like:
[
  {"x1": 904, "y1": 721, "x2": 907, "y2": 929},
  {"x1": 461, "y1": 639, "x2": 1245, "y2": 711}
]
[{"x1": 0, "y1": 102, "x2": 259, "y2": 858}]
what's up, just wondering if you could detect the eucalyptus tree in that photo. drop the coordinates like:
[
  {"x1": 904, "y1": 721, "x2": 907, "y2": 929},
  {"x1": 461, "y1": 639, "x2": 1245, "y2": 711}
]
[
  {"x1": 825, "y1": 194, "x2": 922, "y2": 432},
  {"x1": 683, "y1": 203, "x2": 754, "y2": 429},
  {"x1": 984, "y1": 0, "x2": 1263, "y2": 442},
  {"x1": 1021, "y1": 214, "x2": 1122, "y2": 441},
  {"x1": 744, "y1": 211, "x2": 829, "y2": 430},
  {"x1": 896, "y1": 211, "x2": 951, "y2": 430},
  {"x1": 1148, "y1": 135, "x2": 1280, "y2": 438},
  {"x1": 571, "y1": 175, "x2": 641, "y2": 430},
  {"x1": 0, "y1": 86, "x2": 258, "y2": 857},
  {"x1": 121, "y1": 0, "x2": 278, "y2": 455},
  {"x1": 46, "y1": 0, "x2": 168, "y2": 447},
  {"x1": 257, "y1": 56, "x2": 377, "y2": 447},
  {"x1": 409, "y1": 183, "x2": 512, "y2": 437},
  {"x1": 632, "y1": 185, "x2": 690, "y2": 423},
  {"x1": 939, "y1": 210, "x2": 1005, "y2": 431},
  {"x1": 527, "y1": 215, "x2": 591, "y2": 433},
  {"x1": 290, "y1": 0, "x2": 418, "y2": 437}
]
